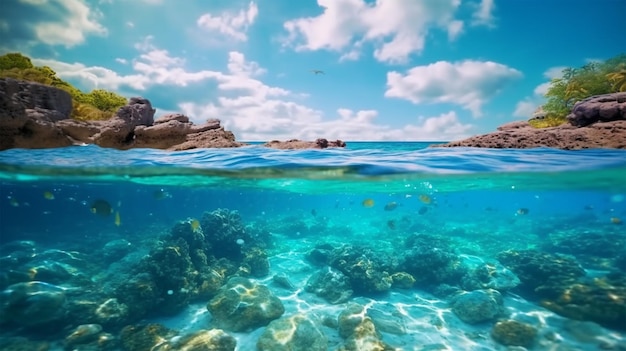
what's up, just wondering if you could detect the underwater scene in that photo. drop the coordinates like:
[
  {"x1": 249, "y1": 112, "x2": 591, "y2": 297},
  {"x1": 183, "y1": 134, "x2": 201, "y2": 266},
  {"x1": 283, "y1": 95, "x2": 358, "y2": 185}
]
[{"x1": 0, "y1": 143, "x2": 626, "y2": 351}]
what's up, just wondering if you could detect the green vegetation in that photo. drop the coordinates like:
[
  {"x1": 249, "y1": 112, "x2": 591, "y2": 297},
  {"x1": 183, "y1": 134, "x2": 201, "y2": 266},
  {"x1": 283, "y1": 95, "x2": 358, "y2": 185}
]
[
  {"x1": 533, "y1": 54, "x2": 626, "y2": 128},
  {"x1": 0, "y1": 52, "x2": 127, "y2": 121}
]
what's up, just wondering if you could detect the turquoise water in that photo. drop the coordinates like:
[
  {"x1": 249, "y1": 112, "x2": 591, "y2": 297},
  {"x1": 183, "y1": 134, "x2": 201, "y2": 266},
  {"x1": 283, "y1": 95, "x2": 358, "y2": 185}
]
[{"x1": 0, "y1": 143, "x2": 625, "y2": 350}]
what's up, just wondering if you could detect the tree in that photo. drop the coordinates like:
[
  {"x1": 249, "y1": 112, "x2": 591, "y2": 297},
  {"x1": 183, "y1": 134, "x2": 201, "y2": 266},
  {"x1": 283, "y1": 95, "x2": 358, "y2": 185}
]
[
  {"x1": 0, "y1": 53, "x2": 33, "y2": 70},
  {"x1": 542, "y1": 54, "x2": 626, "y2": 120},
  {"x1": 84, "y1": 89, "x2": 127, "y2": 112}
]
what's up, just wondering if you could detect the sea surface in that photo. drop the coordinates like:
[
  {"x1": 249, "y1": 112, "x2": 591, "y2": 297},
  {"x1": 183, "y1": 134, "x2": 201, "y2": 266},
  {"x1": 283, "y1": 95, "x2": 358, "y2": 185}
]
[{"x1": 0, "y1": 142, "x2": 625, "y2": 351}]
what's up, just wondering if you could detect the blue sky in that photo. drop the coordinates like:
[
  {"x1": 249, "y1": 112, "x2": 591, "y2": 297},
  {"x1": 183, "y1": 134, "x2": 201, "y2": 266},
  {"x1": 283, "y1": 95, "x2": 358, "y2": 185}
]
[{"x1": 1, "y1": 0, "x2": 623, "y2": 141}]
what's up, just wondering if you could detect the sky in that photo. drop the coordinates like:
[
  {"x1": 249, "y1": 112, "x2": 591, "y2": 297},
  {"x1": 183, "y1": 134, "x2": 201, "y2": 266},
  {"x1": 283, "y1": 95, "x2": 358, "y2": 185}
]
[{"x1": 0, "y1": 0, "x2": 623, "y2": 141}]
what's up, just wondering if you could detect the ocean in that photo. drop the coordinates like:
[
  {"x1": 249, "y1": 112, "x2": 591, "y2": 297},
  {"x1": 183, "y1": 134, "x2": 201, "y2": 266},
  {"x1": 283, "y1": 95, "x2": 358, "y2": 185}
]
[{"x1": 0, "y1": 142, "x2": 625, "y2": 351}]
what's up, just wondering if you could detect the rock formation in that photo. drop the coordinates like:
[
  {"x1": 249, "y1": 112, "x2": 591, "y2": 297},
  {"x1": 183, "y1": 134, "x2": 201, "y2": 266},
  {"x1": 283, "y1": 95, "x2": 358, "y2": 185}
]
[
  {"x1": 0, "y1": 78, "x2": 344, "y2": 151},
  {"x1": 0, "y1": 78, "x2": 243, "y2": 150},
  {"x1": 436, "y1": 92, "x2": 626, "y2": 149}
]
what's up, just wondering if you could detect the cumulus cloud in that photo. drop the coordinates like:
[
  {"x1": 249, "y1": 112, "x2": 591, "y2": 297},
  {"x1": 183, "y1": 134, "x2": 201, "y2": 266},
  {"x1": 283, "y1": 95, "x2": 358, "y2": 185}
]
[
  {"x1": 31, "y1": 0, "x2": 107, "y2": 47},
  {"x1": 32, "y1": 36, "x2": 221, "y2": 91},
  {"x1": 471, "y1": 0, "x2": 496, "y2": 26},
  {"x1": 385, "y1": 60, "x2": 522, "y2": 117},
  {"x1": 197, "y1": 1, "x2": 258, "y2": 42},
  {"x1": 282, "y1": 0, "x2": 464, "y2": 64}
]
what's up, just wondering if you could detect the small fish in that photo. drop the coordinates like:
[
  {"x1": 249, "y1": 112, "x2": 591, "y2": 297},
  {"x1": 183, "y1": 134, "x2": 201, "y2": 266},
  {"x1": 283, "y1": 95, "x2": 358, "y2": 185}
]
[
  {"x1": 190, "y1": 219, "x2": 201, "y2": 232},
  {"x1": 114, "y1": 211, "x2": 121, "y2": 226},
  {"x1": 90, "y1": 199, "x2": 113, "y2": 216},
  {"x1": 43, "y1": 191, "x2": 55, "y2": 200},
  {"x1": 311, "y1": 209, "x2": 317, "y2": 216},
  {"x1": 610, "y1": 217, "x2": 622, "y2": 224},
  {"x1": 387, "y1": 220, "x2": 396, "y2": 230},
  {"x1": 418, "y1": 194, "x2": 432, "y2": 205},
  {"x1": 384, "y1": 202, "x2": 398, "y2": 211},
  {"x1": 418, "y1": 206, "x2": 428, "y2": 215},
  {"x1": 516, "y1": 208, "x2": 529, "y2": 215},
  {"x1": 362, "y1": 199, "x2": 375, "y2": 208}
]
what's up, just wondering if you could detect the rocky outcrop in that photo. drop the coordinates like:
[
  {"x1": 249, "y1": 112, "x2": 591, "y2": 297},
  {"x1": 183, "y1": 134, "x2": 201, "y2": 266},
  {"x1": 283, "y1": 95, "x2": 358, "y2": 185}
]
[
  {"x1": 264, "y1": 138, "x2": 346, "y2": 149},
  {"x1": 0, "y1": 78, "x2": 243, "y2": 150},
  {"x1": 0, "y1": 78, "x2": 346, "y2": 151},
  {"x1": 436, "y1": 92, "x2": 626, "y2": 149}
]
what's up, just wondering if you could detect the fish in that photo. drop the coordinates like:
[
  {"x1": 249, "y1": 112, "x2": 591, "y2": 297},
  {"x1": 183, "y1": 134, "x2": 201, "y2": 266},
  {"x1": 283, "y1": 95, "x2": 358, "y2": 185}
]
[
  {"x1": 190, "y1": 219, "x2": 201, "y2": 232},
  {"x1": 384, "y1": 202, "x2": 398, "y2": 211},
  {"x1": 362, "y1": 199, "x2": 375, "y2": 207},
  {"x1": 43, "y1": 191, "x2": 55, "y2": 200},
  {"x1": 610, "y1": 217, "x2": 622, "y2": 224},
  {"x1": 114, "y1": 211, "x2": 121, "y2": 226},
  {"x1": 418, "y1": 206, "x2": 428, "y2": 215},
  {"x1": 387, "y1": 220, "x2": 396, "y2": 230},
  {"x1": 516, "y1": 208, "x2": 530, "y2": 215},
  {"x1": 90, "y1": 199, "x2": 113, "y2": 216},
  {"x1": 418, "y1": 194, "x2": 432, "y2": 205}
]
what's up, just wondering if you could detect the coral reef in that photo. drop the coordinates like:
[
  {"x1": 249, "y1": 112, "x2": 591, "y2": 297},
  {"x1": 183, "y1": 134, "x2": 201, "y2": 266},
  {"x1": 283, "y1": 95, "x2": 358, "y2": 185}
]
[
  {"x1": 257, "y1": 314, "x2": 328, "y2": 351},
  {"x1": 207, "y1": 277, "x2": 285, "y2": 332},
  {"x1": 491, "y1": 320, "x2": 538, "y2": 348}
]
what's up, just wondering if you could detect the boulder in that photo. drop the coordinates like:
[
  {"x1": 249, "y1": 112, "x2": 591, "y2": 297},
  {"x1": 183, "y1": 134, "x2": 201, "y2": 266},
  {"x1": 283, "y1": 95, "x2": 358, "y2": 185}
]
[
  {"x1": 567, "y1": 92, "x2": 626, "y2": 126},
  {"x1": 257, "y1": 314, "x2": 327, "y2": 351},
  {"x1": 450, "y1": 289, "x2": 505, "y2": 324}
]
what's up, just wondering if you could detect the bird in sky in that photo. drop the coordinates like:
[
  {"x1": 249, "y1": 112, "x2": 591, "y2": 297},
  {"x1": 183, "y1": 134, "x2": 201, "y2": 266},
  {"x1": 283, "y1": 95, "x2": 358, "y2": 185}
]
[{"x1": 310, "y1": 69, "x2": 325, "y2": 75}]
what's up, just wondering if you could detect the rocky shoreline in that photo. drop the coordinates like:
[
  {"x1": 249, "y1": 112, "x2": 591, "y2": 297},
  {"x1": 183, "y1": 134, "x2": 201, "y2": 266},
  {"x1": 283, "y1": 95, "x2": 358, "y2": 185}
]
[
  {"x1": 0, "y1": 78, "x2": 344, "y2": 151},
  {"x1": 436, "y1": 93, "x2": 626, "y2": 149},
  {"x1": 1, "y1": 77, "x2": 625, "y2": 150}
]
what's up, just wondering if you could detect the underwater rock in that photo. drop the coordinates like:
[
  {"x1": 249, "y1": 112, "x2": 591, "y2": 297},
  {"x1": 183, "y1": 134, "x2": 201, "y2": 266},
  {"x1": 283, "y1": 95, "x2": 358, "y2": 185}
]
[
  {"x1": 400, "y1": 247, "x2": 467, "y2": 289},
  {"x1": 200, "y1": 209, "x2": 251, "y2": 261},
  {"x1": 63, "y1": 324, "x2": 105, "y2": 350},
  {"x1": 540, "y1": 272, "x2": 626, "y2": 331},
  {"x1": 461, "y1": 260, "x2": 520, "y2": 292},
  {"x1": 272, "y1": 273, "x2": 296, "y2": 290},
  {"x1": 337, "y1": 304, "x2": 392, "y2": 351},
  {"x1": 120, "y1": 323, "x2": 177, "y2": 351},
  {"x1": 207, "y1": 277, "x2": 284, "y2": 332},
  {"x1": 306, "y1": 243, "x2": 334, "y2": 266},
  {"x1": 0, "y1": 281, "x2": 67, "y2": 328},
  {"x1": 327, "y1": 245, "x2": 394, "y2": 294},
  {"x1": 305, "y1": 266, "x2": 354, "y2": 304},
  {"x1": 242, "y1": 247, "x2": 270, "y2": 278},
  {"x1": 491, "y1": 320, "x2": 538, "y2": 348},
  {"x1": 101, "y1": 239, "x2": 133, "y2": 261},
  {"x1": 257, "y1": 314, "x2": 328, "y2": 351},
  {"x1": 366, "y1": 305, "x2": 407, "y2": 336},
  {"x1": 390, "y1": 272, "x2": 415, "y2": 289},
  {"x1": 450, "y1": 289, "x2": 505, "y2": 324},
  {"x1": 93, "y1": 298, "x2": 130, "y2": 327},
  {"x1": 496, "y1": 250, "x2": 586, "y2": 299},
  {"x1": 169, "y1": 329, "x2": 237, "y2": 351}
]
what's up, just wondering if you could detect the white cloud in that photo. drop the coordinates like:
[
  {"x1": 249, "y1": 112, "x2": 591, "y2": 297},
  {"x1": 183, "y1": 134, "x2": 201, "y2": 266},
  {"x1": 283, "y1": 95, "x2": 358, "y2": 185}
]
[
  {"x1": 32, "y1": 37, "x2": 221, "y2": 91},
  {"x1": 31, "y1": 0, "x2": 107, "y2": 47},
  {"x1": 471, "y1": 0, "x2": 495, "y2": 26},
  {"x1": 282, "y1": 0, "x2": 464, "y2": 64},
  {"x1": 115, "y1": 58, "x2": 127, "y2": 64},
  {"x1": 513, "y1": 99, "x2": 537, "y2": 118},
  {"x1": 197, "y1": 2, "x2": 258, "y2": 42},
  {"x1": 404, "y1": 111, "x2": 474, "y2": 141},
  {"x1": 385, "y1": 60, "x2": 522, "y2": 117}
]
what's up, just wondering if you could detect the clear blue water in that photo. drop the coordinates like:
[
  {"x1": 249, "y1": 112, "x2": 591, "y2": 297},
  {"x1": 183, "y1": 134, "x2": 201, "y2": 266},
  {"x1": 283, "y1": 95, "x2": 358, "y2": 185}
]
[{"x1": 0, "y1": 143, "x2": 625, "y2": 350}]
